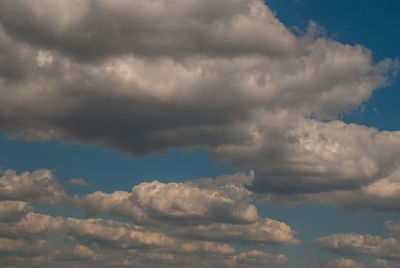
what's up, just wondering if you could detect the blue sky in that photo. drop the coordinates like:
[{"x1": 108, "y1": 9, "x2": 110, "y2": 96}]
[{"x1": 0, "y1": 1, "x2": 400, "y2": 267}]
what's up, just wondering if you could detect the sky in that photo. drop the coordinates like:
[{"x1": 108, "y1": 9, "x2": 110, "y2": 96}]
[{"x1": 0, "y1": 0, "x2": 400, "y2": 267}]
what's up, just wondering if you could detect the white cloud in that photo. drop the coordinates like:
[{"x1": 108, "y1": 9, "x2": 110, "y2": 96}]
[{"x1": 77, "y1": 173, "x2": 257, "y2": 224}]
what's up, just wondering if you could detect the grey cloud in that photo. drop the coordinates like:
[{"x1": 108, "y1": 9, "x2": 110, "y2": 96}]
[
  {"x1": 262, "y1": 166, "x2": 400, "y2": 212},
  {"x1": 0, "y1": 0, "x2": 397, "y2": 199},
  {"x1": 0, "y1": 0, "x2": 297, "y2": 61},
  {"x1": 314, "y1": 233, "x2": 400, "y2": 260},
  {"x1": 68, "y1": 178, "x2": 93, "y2": 187},
  {"x1": 0, "y1": 212, "x2": 65, "y2": 238},
  {"x1": 314, "y1": 258, "x2": 400, "y2": 268},
  {"x1": 0, "y1": 201, "x2": 33, "y2": 223},
  {"x1": 384, "y1": 221, "x2": 400, "y2": 239},
  {"x1": 233, "y1": 250, "x2": 288, "y2": 268},
  {"x1": 0, "y1": 169, "x2": 67, "y2": 206},
  {"x1": 174, "y1": 218, "x2": 299, "y2": 246},
  {"x1": 75, "y1": 173, "x2": 299, "y2": 247},
  {"x1": 65, "y1": 217, "x2": 176, "y2": 249},
  {"x1": 116, "y1": 248, "x2": 288, "y2": 268},
  {"x1": 65, "y1": 217, "x2": 236, "y2": 256},
  {"x1": 219, "y1": 119, "x2": 400, "y2": 195}
]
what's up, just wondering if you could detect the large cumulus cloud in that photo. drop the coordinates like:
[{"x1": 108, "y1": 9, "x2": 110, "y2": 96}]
[{"x1": 0, "y1": 0, "x2": 398, "y2": 201}]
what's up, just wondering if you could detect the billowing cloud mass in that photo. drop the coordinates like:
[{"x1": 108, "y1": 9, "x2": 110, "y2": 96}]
[
  {"x1": 233, "y1": 250, "x2": 288, "y2": 267},
  {"x1": 76, "y1": 173, "x2": 299, "y2": 246},
  {"x1": 264, "y1": 166, "x2": 400, "y2": 212},
  {"x1": 0, "y1": 169, "x2": 67, "y2": 205},
  {"x1": 314, "y1": 258, "x2": 400, "y2": 268},
  {"x1": 0, "y1": 0, "x2": 398, "y2": 203},
  {"x1": 77, "y1": 173, "x2": 257, "y2": 224},
  {"x1": 0, "y1": 169, "x2": 295, "y2": 267},
  {"x1": 0, "y1": 200, "x2": 33, "y2": 222},
  {"x1": 315, "y1": 233, "x2": 400, "y2": 260}
]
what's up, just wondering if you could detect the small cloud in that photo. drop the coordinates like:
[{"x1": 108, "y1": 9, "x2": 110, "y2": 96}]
[{"x1": 68, "y1": 178, "x2": 92, "y2": 187}]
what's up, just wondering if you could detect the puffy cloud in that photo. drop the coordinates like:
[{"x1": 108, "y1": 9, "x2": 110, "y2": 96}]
[
  {"x1": 117, "y1": 248, "x2": 287, "y2": 268},
  {"x1": 76, "y1": 173, "x2": 298, "y2": 246},
  {"x1": 0, "y1": 237, "x2": 51, "y2": 255},
  {"x1": 314, "y1": 233, "x2": 400, "y2": 260},
  {"x1": 65, "y1": 217, "x2": 234, "y2": 255},
  {"x1": 77, "y1": 173, "x2": 257, "y2": 224},
  {"x1": 175, "y1": 218, "x2": 299, "y2": 246},
  {"x1": 0, "y1": 0, "x2": 396, "y2": 200},
  {"x1": 65, "y1": 217, "x2": 175, "y2": 249},
  {"x1": 73, "y1": 245, "x2": 99, "y2": 261},
  {"x1": 0, "y1": 237, "x2": 29, "y2": 253},
  {"x1": 0, "y1": 212, "x2": 65, "y2": 238},
  {"x1": 178, "y1": 241, "x2": 234, "y2": 255},
  {"x1": 233, "y1": 250, "x2": 288, "y2": 267},
  {"x1": 384, "y1": 221, "x2": 400, "y2": 238},
  {"x1": 263, "y1": 166, "x2": 400, "y2": 212},
  {"x1": 219, "y1": 118, "x2": 400, "y2": 195},
  {"x1": 0, "y1": 169, "x2": 67, "y2": 205},
  {"x1": 0, "y1": 201, "x2": 33, "y2": 222},
  {"x1": 68, "y1": 178, "x2": 93, "y2": 187},
  {"x1": 314, "y1": 258, "x2": 400, "y2": 268},
  {"x1": 0, "y1": 0, "x2": 296, "y2": 60}
]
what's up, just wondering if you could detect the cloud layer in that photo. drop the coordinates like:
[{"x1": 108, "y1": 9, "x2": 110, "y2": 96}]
[{"x1": 0, "y1": 169, "x2": 295, "y2": 267}]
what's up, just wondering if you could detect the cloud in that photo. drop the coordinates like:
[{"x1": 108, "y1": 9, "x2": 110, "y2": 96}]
[
  {"x1": 0, "y1": 0, "x2": 397, "y2": 200},
  {"x1": 314, "y1": 233, "x2": 400, "y2": 260},
  {"x1": 314, "y1": 258, "x2": 400, "y2": 268},
  {"x1": 73, "y1": 245, "x2": 99, "y2": 261},
  {"x1": 75, "y1": 173, "x2": 298, "y2": 246},
  {"x1": 65, "y1": 217, "x2": 176, "y2": 249},
  {"x1": 0, "y1": 237, "x2": 51, "y2": 256},
  {"x1": 233, "y1": 250, "x2": 288, "y2": 267},
  {"x1": 68, "y1": 178, "x2": 93, "y2": 187},
  {"x1": 0, "y1": 201, "x2": 33, "y2": 222},
  {"x1": 262, "y1": 166, "x2": 400, "y2": 212},
  {"x1": 0, "y1": 237, "x2": 29, "y2": 253},
  {"x1": 0, "y1": 169, "x2": 67, "y2": 205},
  {"x1": 222, "y1": 119, "x2": 400, "y2": 195},
  {"x1": 384, "y1": 221, "x2": 400, "y2": 238},
  {"x1": 0, "y1": 168, "x2": 297, "y2": 267},
  {"x1": 0, "y1": 0, "x2": 296, "y2": 60},
  {"x1": 65, "y1": 217, "x2": 236, "y2": 256},
  {"x1": 174, "y1": 218, "x2": 299, "y2": 246},
  {"x1": 0, "y1": 212, "x2": 65, "y2": 238},
  {"x1": 77, "y1": 173, "x2": 257, "y2": 224}
]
